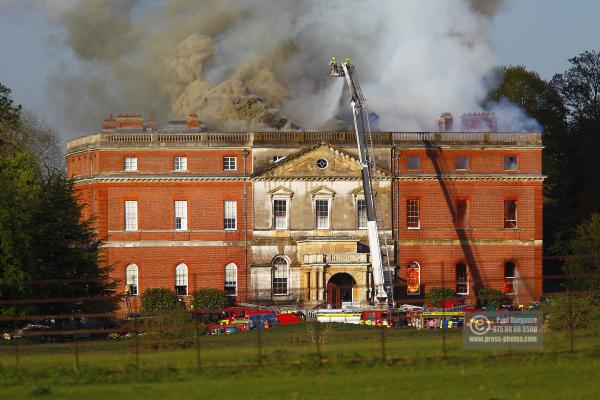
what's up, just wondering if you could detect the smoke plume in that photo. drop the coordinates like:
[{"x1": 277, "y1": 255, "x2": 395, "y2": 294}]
[{"x1": 45, "y1": 0, "x2": 518, "y2": 133}]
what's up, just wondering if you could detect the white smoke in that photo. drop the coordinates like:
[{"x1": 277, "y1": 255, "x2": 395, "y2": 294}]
[{"x1": 35, "y1": 0, "x2": 534, "y2": 133}]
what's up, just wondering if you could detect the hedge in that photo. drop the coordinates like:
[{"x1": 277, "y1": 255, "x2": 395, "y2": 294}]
[
  {"x1": 192, "y1": 288, "x2": 227, "y2": 310},
  {"x1": 140, "y1": 288, "x2": 179, "y2": 312}
]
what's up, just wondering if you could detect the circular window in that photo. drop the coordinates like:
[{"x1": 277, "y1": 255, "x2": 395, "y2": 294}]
[{"x1": 316, "y1": 158, "x2": 329, "y2": 169}]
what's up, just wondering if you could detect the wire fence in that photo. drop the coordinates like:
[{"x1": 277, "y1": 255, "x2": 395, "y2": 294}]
[{"x1": 0, "y1": 260, "x2": 599, "y2": 372}]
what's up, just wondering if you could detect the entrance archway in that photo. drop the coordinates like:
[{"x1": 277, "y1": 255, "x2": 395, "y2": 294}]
[{"x1": 327, "y1": 273, "x2": 356, "y2": 309}]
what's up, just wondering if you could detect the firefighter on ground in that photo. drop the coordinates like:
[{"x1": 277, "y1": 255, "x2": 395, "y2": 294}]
[{"x1": 330, "y1": 57, "x2": 338, "y2": 73}]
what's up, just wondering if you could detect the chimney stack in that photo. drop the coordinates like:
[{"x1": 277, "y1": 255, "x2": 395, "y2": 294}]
[
  {"x1": 461, "y1": 112, "x2": 497, "y2": 132},
  {"x1": 186, "y1": 113, "x2": 201, "y2": 129},
  {"x1": 437, "y1": 112, "x2": 453, "y2": 131}
]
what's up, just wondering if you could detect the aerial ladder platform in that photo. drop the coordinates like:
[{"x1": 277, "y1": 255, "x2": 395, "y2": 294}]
[{"x1": 330, "y1": 59, "x2": 394, "y2": 307}]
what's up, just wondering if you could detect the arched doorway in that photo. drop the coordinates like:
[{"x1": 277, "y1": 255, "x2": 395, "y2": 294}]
[{"x1": 327, "y1": 273, "x2": 356, "y2": 309}]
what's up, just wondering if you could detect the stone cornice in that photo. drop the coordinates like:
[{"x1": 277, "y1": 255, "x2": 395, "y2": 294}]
[
  {"x1": 393, "y1": 174, "x2": 545, "y2": 182},
  {"x1": 73, "y1": 175, "x2": 248, "y2": 183}
]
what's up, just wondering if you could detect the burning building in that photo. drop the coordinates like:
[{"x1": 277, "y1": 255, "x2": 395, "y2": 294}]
[{"x1": 66, "y1": 115, "x2": 543, "y2": 311}]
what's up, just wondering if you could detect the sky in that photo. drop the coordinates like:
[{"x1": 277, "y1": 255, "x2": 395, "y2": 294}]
[{"x1": 0, "y1": 0, "x2": 599, "y2": 140}]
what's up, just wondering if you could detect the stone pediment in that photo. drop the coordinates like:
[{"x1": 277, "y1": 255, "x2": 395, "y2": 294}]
[
  {"x1": 252, "y1": 143, "x2": 391, "y2": 180},
  {"x1": 268, "y1": 186, "x2": 294, "y2": 198}
]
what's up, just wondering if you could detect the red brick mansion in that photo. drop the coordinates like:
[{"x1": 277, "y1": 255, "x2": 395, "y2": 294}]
[{"x1": 66, "y1": 113, "x2": 543, "y2": 310}]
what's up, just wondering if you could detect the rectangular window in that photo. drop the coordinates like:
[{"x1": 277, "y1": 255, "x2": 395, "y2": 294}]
[
  {"x1": 456, "y1": 199, "x2": 468, "y2": 228},
  {"x1": 225, "y1": 265, "x2": 237, "y2": 296},
  {"x1": 456, "y1": 156, "x2": 469, "y2": 170},
  {"x1": 224, "y1": 200, "x2": 237, "y2": 230},
  {"x1": 273, "y1": 155, "x2": 285, "y2": 163},
  {"x1": 407, "y1": 156, "x2": 420, "y2": 171},
  {"x1": 504, "y1": 156, "x2": 518, "y2": 170},
  {"x1": 174, "y1": 200, "x2": 188, "y2": 231},
  {"x1": 124, "y1": 200, "x2": 138, "y2": 231},
  {"x1": 223, "y1": 156, "x2": 237, "y2": 171},
  {"x1": 124, "y1": 157, "x2": 137, "y2": 171},
  {"x1": 406, "y1": 199, "x2": 420, "y2": 229},
  {"x1": 357, "y1": 198, "x2": 367, "y2": 229},
  {"x1": 174, "y1": 156, "x2": 187, "y2": 171},
  {"x1": 315, "y1": 199, "x2": 330, "y2": 229},
  {"x1": 504, "y1": 200, "x2": 517, "y2": 229},
  {"x1": 273, "y1": 199, "x2": 288, "y2": 229},
  {"x1": 456, "y1": 264, "x2": 468, "y2": 295}
]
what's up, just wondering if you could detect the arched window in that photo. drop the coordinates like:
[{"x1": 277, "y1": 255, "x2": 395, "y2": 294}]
[
  {"x1": 272, "y1": 256, "x2": 289, "y2": 295},
  {"x1": 503, "y1": 261, "x2": 517, "y2": 294},
  {"x1": 407, "y1": 262, "x2": 420, "y2": 295},
  {"x1": 125, "y1": 264, "x2": 139, "y2": 296},
  {"x1": 225, "y1": 263, "x2": 237, "y2": 296},
  {"x1": 175, "y1": 263, "x2": 188, "y2": 296},
  {"x1": 456, "y1": 263, "x2": 468, "y2": 295}
]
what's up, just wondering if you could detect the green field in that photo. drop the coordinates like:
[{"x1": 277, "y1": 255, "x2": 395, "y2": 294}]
[{"x1": 1, "y1": 323, "x2": 599, "y2": 399}]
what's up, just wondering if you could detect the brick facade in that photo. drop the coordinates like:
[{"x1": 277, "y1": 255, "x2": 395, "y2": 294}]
[{"x1": 66, "y1": 126, "x2": 543, "y2": 310}]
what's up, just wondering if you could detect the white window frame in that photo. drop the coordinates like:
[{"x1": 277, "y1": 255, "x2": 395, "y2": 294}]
[
  {"x1": 173, "y1": 156, "x2": 188, "y2": 172},
  {"x1": 124, "y1": 200, "x2": 138, "y2": 231},
  {"x1": 225, "y1": 263, "x2": 237, "y2": 296},
  {"x1": 315, "y1": 198, "x2": 331, "y2": 230},
  {"x1": 174, "y1": 200, "x2": 188, "y2": 231},
  {"x1": 125, "y1": 264, "x2": 139, "y2": 296},
  {"x1": 406, "y1": 199, "x2": 420, "y2": 229},
  {"x1": 223, "y1": 156, "x2": 237, "y2": 171},
  {"x1": 272, "y1": 256, "x2": 289, "y2": 296},
  {"x1": 356, "y1": 197, "x2": 367, "y2": 230},
  {"x1": 455, "y1": 263, "x2": 469, "y2": 295},
  {"x1": 224, "y1": 200, "x2": 237, "y2": 230},
  {"x1": 124, "y1": 157, "x2": 137, "y2": 172},
  {"x1": 175, "y1": 263, "x2": 188, "y2": 296},
  {"x1": 273, "y1": 155, "x2": 285, "y2": 163},
  {"x1": 272, "y1": 198, "x2": 289, "y2": 230}
]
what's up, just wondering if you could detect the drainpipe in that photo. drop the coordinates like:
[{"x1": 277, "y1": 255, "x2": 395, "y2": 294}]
[{"x1": 242, "y1": 149, "x2": 249, "y2": 303}]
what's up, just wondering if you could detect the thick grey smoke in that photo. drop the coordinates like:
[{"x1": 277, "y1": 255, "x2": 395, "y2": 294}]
[{"x1": 46, "y1": 0, "x2": 521, "y2": 133}]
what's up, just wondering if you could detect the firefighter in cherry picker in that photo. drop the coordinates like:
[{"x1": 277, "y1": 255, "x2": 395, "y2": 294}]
[{"x1": 329, "y1": 57, "x2": 338, "y2": 74}]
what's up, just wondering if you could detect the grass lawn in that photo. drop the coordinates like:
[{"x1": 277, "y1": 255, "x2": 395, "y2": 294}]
[{"x1": 1, "y1": 323, "x2": 599, "y2": 399}]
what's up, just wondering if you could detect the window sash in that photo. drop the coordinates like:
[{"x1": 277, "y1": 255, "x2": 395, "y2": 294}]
[
  {"x1": 357, "y1": 199, "x2": 367, "y2": 229},
  {"x1": 456, "y1": 264, "x2": 468, "y2": 295},
  {"x1": 272, "y1": 258, "x2": 289, "y2": 295},
  {"x1": 125, "y1": 201, "x2": 138, "y2": 231},
  {"x1": 174, "y1": 201, "x2": 188, "y2": 230},
  {"x1": 223, "y1": 157, "x2": 237, "y2": 171},
  {"x1": 175, "y1": 264, "x2": 188, "y2": 295},
  {"x1": 224, "y1": 201, "x2": 237, "y2": 230},
  {"x1": 504, "y1": 200, "x2": 517, "y2": 228},
  {"x1": 126, "y1": 266, "x2": 138, "y2": 296},
  {"x1": 406, "y1": 199, "x2": 420, "y2": 229},
  {"x1": 315, "y1": 199, "x2": 330, "y2": 229},
  {"x1": 225, "y1": 264, "x2": 237, "y2": 296},
  {"x1": 273, "y1": 199, "x2": 288, "y2": 229},
  {"x1": 174, "y1": 157, "x2": 187, "y2": 171},
  {"x1": 124, "y1": 157, "x2": 137, "y2": 171}
]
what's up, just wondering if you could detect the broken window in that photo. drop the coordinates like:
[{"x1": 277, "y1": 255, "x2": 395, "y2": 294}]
[
  {"x1": 504, "y1": 156, "x2": 518, "y2": 170},
  {"x1": 224, "y1": 201, "x2": 237, "y2": 230},
  {"x1": 407, "y1": 262, "x2": 420, "y2": 295},
  {"x1": 175, "y1": 263, "x2": 188, "y2": 296},
  {"x1": 503, "y1": 261, "x2": 517, "y2": 294},
  {"x1": 455, "y1": 199, "x2": 468, "y2": 228},
  {"x1": 456, "y1": 263, "x2": 468, "y2": 295},
  {"x1": 504, "y1": 200, "x2": 517, "y2": 229},
  {"x1": 225, "y1": 263, "x2": 237, "y2": 296}
]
